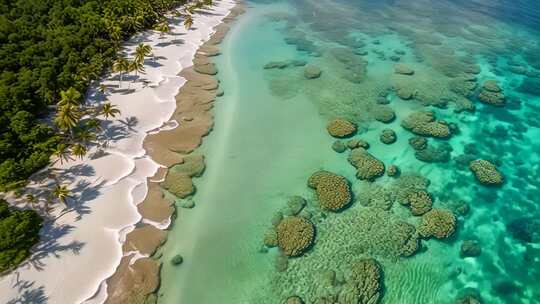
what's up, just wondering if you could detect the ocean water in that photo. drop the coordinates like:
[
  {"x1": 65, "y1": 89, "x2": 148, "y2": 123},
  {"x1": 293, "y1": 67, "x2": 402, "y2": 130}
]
[{"x1": 158, "y1": 0, "x2": 540, "y2": 303}]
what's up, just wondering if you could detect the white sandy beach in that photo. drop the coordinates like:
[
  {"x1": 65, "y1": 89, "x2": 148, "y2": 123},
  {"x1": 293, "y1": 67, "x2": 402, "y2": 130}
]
[{"x1": 0, "y1": 1, "x2": 236, "y2": 303}]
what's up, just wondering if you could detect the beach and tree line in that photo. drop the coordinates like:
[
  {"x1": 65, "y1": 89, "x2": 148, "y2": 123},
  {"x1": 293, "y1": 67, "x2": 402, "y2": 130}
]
[{"x1": 0, "y1": 0, "x2": 213, "y2": 275}]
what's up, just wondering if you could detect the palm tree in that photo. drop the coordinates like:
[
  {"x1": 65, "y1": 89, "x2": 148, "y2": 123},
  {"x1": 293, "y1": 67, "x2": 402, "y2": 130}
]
[
  {"x1": 113, "y1": 57, "x2": 130, "y2": 88},
  {"x1": 51, "y1": 184, "x2": 72, "y2": 207},
  {"x1": 127, "y1": 15, "x2": 144, "y2": 32},
  {"x1": 173, "y1": 9, "x2": 184, "y2": 17},
  {"x1": 185, "y1": 4, "x2": 197, "y2": 15},
  {"x1": 184, "y1": 14, "x2": 194, "y2": 30},
  {"x1": 74, "y1": 128, "x2": 97, "y2": 144},
  {"x1": 58, "y1": 87, "x2": 82, "y2": 108},
  {"x1": 108, "y1": 25, "x2": 123, "y2": 48},
  {"x1": 51, "y1": 143, "x2": 73, "y2": 165},
  {"x1": 54, "y1": 105, "x2": 82, "y2": 133},
  {"x1": 173, "y1": 9, "x2": 186, "y2": 18},
  {"x1": 135, "y1": 43, "x2": 152, "y2": 64},
  {"x1": 85, "y1": 118, "x2": 103, "y2": 133},
  {"x1": 99, "y1": 84, "x2": 107, "y2": 95},
  {"x1": 129, "y1": 59, "x2": 145, "y2": 78},
  {"x1": 202, "y1": 0, "x2": 213, "y2": 6},
  {"x1": 100, "y1": 102, "x2": 121, "y2": 120},
  {"x1": 26, "y1": 194, "x2": 38, "y2": 205},
  {"x1": 154, "y1": 21, "x2": 170, "y2": 37},
  {"x1": 193, "y1": 0, "x2": 208, "y2": 10},
  {"x1": 71, "y1": 143, "x2": 88, "y2": 159}
]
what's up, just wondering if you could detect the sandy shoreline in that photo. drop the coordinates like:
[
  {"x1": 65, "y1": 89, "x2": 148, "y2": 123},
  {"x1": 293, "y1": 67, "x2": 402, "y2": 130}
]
[
  {"x1": 104, "y1": 4, "x2": 247, "y2": 303},
  {"x1": 0, "y1": 1, "x2": 240, "y2": 303}
]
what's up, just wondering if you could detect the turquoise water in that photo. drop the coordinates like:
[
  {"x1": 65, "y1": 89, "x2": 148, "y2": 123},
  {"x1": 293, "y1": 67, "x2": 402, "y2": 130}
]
[{"x1": 158, "y1": 0, "x2": 540, "y2": 303}]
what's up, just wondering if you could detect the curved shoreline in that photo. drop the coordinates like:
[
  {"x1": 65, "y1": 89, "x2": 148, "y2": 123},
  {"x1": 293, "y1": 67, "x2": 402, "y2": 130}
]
[{"x1": 102, "y1": 2, "x2": 246, "y2": 304}]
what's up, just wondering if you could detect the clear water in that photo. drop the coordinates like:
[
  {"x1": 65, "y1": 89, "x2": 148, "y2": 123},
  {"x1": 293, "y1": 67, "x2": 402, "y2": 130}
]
[{"x1": 158, "y1": 0, "x2": 540, "y2": 303}]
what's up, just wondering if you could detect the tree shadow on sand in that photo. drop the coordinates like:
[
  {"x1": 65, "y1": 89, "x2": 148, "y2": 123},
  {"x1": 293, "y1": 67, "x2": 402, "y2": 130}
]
[
  {"x1": 147, "y1": 60, "x2": 164, "y2": 68},
  {"x1": 5, "y1": 222, "x2": 86, "y2": 304},
  {"x1": 62, "y1": 164, "x2": 96, "y2": 180},
  {"x1": 56, "y1": 179, "x2": 105, "y2": 222},
  {"x1": 7, "y1": 280, "x2": 48, "y2": 304},
  {"x1": 155, "y1": 39, "x2": 185, "y2": 47},
  {"x1": 26, "y1": 224, "x2": 85, "y2": 272},
  {"x1": 99, "y1": 120, "x2": 132, "y2": 142}
]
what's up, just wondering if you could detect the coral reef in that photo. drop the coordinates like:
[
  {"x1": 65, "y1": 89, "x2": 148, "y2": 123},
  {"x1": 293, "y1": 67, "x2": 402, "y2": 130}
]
[
  {"x1": 332, "y1": 140, "x2": 347, "y2": 153},
  {"x1": 348, "y1": 148, "x2": 385, "y2": 180},
  {"x1": 372, "y1": 105, "x2": 396, "y2": 123},
  {"x1": 401, "y1": 111, "x2": 451, "y2": 138},
  {"x1": 347, "y1": 139, "x2": 370, "y2": 150},
  {"x1": 478, "y1": 80, "x2": 505, "y2": 106},
  {"x1": 304, "y1": 65, "x2": 322, "y2": 79},
  {"x1": 447, "y1": 200, "x2": 470, "y2": 216},
  {"x1": 330, "y1": 47, "x2": 368, "y2": 83},
  {"x1": 414, "y1": 142, "x2": 452, "y2": 163},
  {"x1": 391, "y1": 173, "x2": 430, "y2": 204},
  {"x1": 478, "y1": 90, "x2": 506, "y2": 106},
  {"x1": 387, "y1": 165, "x2": 399, "y2": 177},
  {"x1": 449, "y1": 76, "x2": 477, "y2": 97},
  {"x1": 286, "y1": 196, "x2": 307, "y2": 216},
  {"x1": 394, "y1": 81, "x2": 416, "y2": 100},
  {"x1": 357, "y1": 184, "x2": 394, "y2": 210},
  {"x1": 460, "y1": 240, "x2": 481, "y2": 258},
  {"x1": 276, "y1": 216, "x2": 316, "y2": 257},
  {"x1": 482, "y1": 80, "x2": 502, "y2": 92},
  {"x1": 390, "y1": 221, "x2": 420, "y2": 257},
  {"x1": 453, "y1": 96, "x2": 475, "y2": 113},
  {"x1": 264, "y1": 61, "x2": 289, "y2": 69},
  {"x1": 418, "y1": 209, "x2": 457, "y2": 239},
  {"x1": 394, "y1": 64, "x2": 415, "y2": 75},
  {"x1": 469, "y1": 159, "x2": 504, "y2": 186},
  {"x1": 313, "y1": 171, "x2": 352, "y2": 211},
  {"x1": 264, "y1": 228, "x2": 278, "y2": 248},
  {"x1": 340, "y1": 259, "x2": 384, "y2": 304},
  {"x1": 380, "y1": 129, "x2": 397, "y2": 144},
  {"x1": 171, "y1": 254, "x2": 184, "y2": 266},
  {"x1": 408, "y1": 136, "x2": 427, "y2": 150},
  {"x1": 264, "y1": 59, "x2": 308, "y2": 70},
  {"x1": 307, "y1": 170, "x2": 332, "y2": 189},
  {"x1": 284, "y1": 30, "x2": 318, "y2": 54},
  {"x1": 327, "y1": 119, "x2": 357, "y2": 138},
  {"x1": 404, "y1": 190, "x2": 433, "y2": 216}
]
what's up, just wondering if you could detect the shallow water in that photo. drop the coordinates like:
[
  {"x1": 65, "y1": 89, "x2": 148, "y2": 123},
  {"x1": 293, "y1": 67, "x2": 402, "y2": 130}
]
[{"x1": 158, "y1": 0, "x2": 540, "y2": 303}]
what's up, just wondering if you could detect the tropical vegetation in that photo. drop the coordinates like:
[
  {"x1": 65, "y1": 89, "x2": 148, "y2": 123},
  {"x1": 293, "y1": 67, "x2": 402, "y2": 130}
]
[
  {"x1": 0, "y1": 0, "x2": 215, "y2": 273},
  {"x1": 0, "y1": 199, "x2": 42, "y2": 273},
  {"x1": 0, "y1": 0, "x2": 192, "y2": 190}
]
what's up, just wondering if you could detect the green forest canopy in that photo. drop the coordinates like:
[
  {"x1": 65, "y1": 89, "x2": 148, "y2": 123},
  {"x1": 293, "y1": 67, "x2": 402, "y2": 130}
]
[
  {"x1": 0, "y1": 199, "x2": 42, "y2": 273},
  {"x1": 0, "y1": 0, "x2": 185, "y2": 190}
]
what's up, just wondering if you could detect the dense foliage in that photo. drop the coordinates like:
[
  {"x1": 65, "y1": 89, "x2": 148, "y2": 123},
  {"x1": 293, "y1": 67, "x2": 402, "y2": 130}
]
[
  {"x1": 0, "y1": 199, "x2": 42, "y2": 273},
  {"x1": 0, "y1": 0, "x2": 186, "y2": 190}
]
